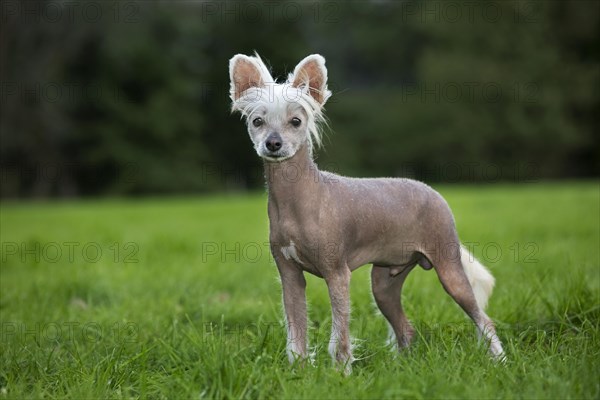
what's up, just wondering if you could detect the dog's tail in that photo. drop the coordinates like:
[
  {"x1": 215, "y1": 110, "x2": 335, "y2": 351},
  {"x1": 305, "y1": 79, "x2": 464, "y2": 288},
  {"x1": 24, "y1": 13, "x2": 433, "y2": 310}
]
[{"x1": 460, "y1": 245, "x2": 495, "y2": 310}]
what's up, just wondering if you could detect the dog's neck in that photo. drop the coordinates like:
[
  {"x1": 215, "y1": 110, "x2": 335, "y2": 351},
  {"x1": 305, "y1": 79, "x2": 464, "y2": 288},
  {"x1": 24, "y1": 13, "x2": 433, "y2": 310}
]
[{"x1": 264, "y1": 142, "x2": 321, "y2": 222}]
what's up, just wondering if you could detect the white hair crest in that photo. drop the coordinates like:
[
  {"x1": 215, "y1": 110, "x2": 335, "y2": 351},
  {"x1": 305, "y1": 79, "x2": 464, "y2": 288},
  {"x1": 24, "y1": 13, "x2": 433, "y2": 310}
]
[{"x1": 230, "y1": 53, "x2": 330, "y2": 155}]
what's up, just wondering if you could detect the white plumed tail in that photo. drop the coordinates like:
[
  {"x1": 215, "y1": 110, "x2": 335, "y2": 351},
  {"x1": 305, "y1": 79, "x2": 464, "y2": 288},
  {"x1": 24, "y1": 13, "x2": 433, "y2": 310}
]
[{"x1": 460, "y1": 245, "x2": 495, "y2": 310}]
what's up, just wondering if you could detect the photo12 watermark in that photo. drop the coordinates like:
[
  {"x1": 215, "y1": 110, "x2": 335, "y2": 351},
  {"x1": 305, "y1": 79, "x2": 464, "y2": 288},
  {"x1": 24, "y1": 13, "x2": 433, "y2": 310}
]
[
  {"x1": 399, "y1": 81, "x2": 539, "y2": 104},
  {"x1": 200, "y1": 318, "x2": 550, "y2": 350},
  {"x1": 396, "y1": 161, "x2": 540, "y2": 183},
  {"x1": 1, "y1": 1, "x2": 141, "y2": 24},
  {"x1": 198, "y1": 1, "x2": 340, "y2": 24},
  {"x1": 0, "y1": 161, "x2": 139, "y2": 187},
  {"x1": 1, "y1": 81, "x2": 137, "y2": 106},
  {"x1": 198, "y1": 240, "x2": 539, "y2": 266},
  {"x1": 398, "y1": 1, "x2": 543, "y2": 24},
  {"x1": 1, "y1": 321, "x2": 139, "y2": 343},
  {"x1": 1, "y1": 241, "x2": 140, "y2": 264}
]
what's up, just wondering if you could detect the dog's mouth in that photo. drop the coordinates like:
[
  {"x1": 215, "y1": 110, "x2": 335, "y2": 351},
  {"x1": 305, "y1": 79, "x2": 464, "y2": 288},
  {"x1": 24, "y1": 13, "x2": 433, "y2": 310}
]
[
  {"x1": 261, "y1": 151, "x2": 291, "y2": 162},
  {"x1": 262, "y1": 154, "x2": 290, "y2": 162}
]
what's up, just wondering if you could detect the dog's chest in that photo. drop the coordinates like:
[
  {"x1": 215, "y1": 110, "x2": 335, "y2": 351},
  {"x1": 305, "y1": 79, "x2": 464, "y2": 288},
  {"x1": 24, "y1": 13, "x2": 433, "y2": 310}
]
[
  {"x1": 269, "y1": 217, "x2": 327, "y2": 274},
  {"x1": 279, "y1": 240, "x2": 304, "y2": 265},
  {"x1": 274, "y1": 237, "x2": 327, "y2": 276},
  {"x1": 267, "y1": 196, "x2": 334, "y2": 273}
]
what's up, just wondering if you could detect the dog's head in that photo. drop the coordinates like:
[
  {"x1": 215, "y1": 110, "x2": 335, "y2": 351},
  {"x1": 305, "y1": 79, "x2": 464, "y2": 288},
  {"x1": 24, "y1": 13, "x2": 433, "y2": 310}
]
[{"x1": 229, "y1": 53, "x2": 331, "y2": 162}]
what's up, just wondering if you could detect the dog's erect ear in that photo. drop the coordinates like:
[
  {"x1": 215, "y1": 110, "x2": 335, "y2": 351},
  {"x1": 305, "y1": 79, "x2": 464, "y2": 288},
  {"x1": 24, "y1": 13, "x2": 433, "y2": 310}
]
[
  {"x1": 229, "y1": 54, "x2": 273, "y2": 101},
  {"x1": 290, "y1": 54, "x2": 331, "y2": 106}
]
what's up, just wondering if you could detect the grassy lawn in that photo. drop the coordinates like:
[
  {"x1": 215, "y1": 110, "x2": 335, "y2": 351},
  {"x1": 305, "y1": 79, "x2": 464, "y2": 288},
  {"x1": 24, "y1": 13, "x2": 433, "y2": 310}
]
[{"x1": 1, "y1": 182, "x2": 599, "y2": 399}]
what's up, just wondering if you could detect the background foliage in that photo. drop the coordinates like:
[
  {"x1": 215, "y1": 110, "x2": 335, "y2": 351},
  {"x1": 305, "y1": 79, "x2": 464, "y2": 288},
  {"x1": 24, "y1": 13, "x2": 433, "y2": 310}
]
[{"x1": 1, "y1": 0, "x2": 599, "y2": 197}]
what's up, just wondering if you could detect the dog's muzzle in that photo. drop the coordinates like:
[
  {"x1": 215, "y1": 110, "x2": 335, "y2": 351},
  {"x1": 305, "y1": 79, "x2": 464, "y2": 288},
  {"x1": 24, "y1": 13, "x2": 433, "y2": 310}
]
[
  {"x1": 265, "y1": 132, "x2": 282, "y2": 152},
  {"x1": 263, "y1": 132, "x2": 285, "y2": 159}
]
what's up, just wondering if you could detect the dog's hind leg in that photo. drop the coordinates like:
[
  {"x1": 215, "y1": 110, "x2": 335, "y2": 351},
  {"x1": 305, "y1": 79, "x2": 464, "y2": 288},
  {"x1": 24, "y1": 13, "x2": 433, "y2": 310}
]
[
  {"x1": 432, "y1": 252, "x2": 505, "y2": 359},
  {"x1": 371, "y1": 264, "x2": 416, "y2": 350}
]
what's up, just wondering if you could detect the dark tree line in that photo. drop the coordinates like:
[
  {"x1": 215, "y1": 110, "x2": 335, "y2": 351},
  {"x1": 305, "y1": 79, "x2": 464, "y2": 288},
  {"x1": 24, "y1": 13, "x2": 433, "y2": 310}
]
[{"x1": 1, "y1": 1, "x2": 598, "y2": 198}]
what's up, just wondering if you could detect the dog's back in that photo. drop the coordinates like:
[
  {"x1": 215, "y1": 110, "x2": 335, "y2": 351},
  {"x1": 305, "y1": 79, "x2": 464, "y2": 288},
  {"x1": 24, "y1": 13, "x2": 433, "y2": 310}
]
[{"x1": 317, "y1": 171, "x2": 459, "y2": 270}]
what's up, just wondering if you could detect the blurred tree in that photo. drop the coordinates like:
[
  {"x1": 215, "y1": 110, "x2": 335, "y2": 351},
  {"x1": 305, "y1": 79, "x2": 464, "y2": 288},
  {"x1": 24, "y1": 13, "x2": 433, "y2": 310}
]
[{"x1": 1, "y1": 0, "x2": 598, "y2": 198}]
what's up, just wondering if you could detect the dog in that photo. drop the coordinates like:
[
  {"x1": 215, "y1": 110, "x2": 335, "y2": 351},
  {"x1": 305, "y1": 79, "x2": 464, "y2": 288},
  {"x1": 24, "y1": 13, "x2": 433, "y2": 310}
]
[{"x1": 229, "y1": 53, "x2": 505, "y2": 373}]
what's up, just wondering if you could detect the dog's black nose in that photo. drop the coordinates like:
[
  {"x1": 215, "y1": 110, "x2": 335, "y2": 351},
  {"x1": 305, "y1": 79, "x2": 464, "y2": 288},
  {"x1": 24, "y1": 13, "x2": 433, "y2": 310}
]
[{"x1": 265, "y1": 133, "x2": 282, "y2": 152}]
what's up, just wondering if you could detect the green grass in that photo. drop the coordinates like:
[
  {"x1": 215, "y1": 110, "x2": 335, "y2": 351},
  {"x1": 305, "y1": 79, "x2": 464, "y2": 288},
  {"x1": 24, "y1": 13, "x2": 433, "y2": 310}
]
[{"x1": 1, "y1": 182, "x2": 599, "y2": 399}]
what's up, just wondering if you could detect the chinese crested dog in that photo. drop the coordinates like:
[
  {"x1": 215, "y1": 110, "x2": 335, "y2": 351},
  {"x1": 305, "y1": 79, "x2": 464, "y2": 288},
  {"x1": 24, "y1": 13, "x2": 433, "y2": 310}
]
[{"x1": 229, "y1": 53, "x2": 504, "y2": 374}]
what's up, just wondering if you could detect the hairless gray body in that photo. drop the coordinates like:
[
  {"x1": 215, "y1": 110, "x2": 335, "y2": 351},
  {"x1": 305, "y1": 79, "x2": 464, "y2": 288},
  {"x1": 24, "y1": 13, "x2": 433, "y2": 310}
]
[
  {"x1": 267, "y1": 144, "x2": 450, "y2": 274},
  {"x1": 229, "y1": 53, "x2": 504, "y2": 373}
]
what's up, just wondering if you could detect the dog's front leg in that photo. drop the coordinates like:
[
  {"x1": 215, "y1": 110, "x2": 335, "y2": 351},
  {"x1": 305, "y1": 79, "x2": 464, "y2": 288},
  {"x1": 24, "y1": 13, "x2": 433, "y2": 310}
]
[
  {"x1": 325, "y1": 268, "x2": 353, "y2": 374},
  {"x1": 276, "y1": 261, "x2": 308, "y2": 364}
]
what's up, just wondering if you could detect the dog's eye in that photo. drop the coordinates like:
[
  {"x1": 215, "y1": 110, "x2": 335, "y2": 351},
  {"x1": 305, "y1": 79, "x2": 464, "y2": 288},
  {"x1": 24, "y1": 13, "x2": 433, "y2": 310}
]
[
  {"x1": 252, "y1": 117, "x2": 263, "y2": 127},
  {"x1": 290, "y1": 117, "x2": 301, "y2": 127}
]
